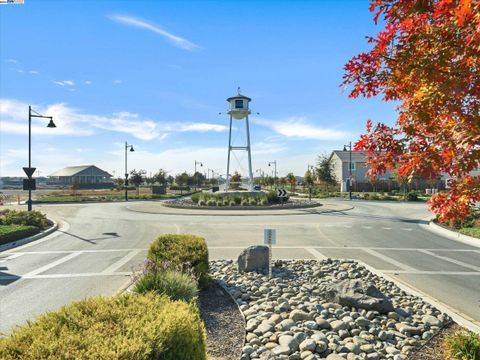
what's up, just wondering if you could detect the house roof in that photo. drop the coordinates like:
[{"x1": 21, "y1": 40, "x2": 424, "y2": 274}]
[
  {"x1": 330, "y1": 150, "x2": 369, "y2": 163},
  {"x1": 49, "y1": 165, "x2": 112, "y2": 177},
  {"x1": 226, "y1": 94, "x2": 252, "y2": 102}
]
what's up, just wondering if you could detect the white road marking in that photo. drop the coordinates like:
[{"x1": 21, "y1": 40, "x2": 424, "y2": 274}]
[
  {"x1": 382, "y1": 227, "x2": 392, "y2": 230},
  {"x1": 418, "y1": 249, "x2": 480, "y2": 272},
  {"x1": 0, "y1": 253, "x2": 24, "y2": 262},
  {"x1": 362, "y1": 225, "x2": 373, "y2": 229},
  {"x1": 22, "y1": 251, "x2": 82, "y2": 277},
  {"x1": 174, "y1": 224, "x2": 181, "y2": 234},
  {"x1": 101, "y1": 249, "x2": 142, "y2": 274},
  {"x1": 305, "y1": 247, "x2": 327, "y2": 260},
  {"x1": 315, "y1": 225, "x2": 338, "y2": 246},
  {"x1": 384, "y1": 270, "x2": 480, "y2": 275},
  {"x1": 24, "y1": 272, "x2": 131, "y2": 279},
  {"x1": 401, "y1": 227, "x2": 412, "y2": 231},
  {"x1": 363, "y1": 248, "x2": 418, "y2": 271}
]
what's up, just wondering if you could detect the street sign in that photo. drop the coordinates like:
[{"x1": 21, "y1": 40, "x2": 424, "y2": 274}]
[
  {"x1": 23, "y1": 167, "x2": 36, "y2": 178},
  {"x1": 264, "y1": 229, "x2": 276, "y2": 245},
  {"x1": 277, "y1": 189, "x2": 288, "y2": 197},
  {"x1": 23, "y1": 178, "x2": 36, "y2": 190}
]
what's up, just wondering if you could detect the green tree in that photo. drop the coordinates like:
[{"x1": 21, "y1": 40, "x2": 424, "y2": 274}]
[
  {"x1": 114, "y1": 178, "x2": 124, "y2": 191},
  {"x1": 285, "y1": 173, "x2": 297, "y2": 192},
  {"x1": 304, "y1": 170, "x2": 315, "y2": 200},
  {"x1": 153, "y1": 169, "x2": 168, "y2": 186},
  {"x1": 130, "y1": 169, "x2": 146, "y2": 195},
  {"x1": 316, "y1": 154, "x2": 336, "y2": 194}
]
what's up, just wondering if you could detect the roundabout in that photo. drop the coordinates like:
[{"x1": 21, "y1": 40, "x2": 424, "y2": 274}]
[{"x1": 126, "y1": 200, "x2": 354, "y2": 216}]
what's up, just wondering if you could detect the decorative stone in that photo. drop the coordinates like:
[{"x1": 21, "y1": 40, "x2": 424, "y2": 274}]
[
  {"x1": 238, "y1": 245, "x2": 269, "y2": 273},
  {"x1": 326, "y1": 279, "x2": 394, "y2": 314}
]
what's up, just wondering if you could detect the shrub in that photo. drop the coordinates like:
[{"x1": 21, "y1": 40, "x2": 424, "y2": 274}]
[
  {"x1": 444, "y1": 331, "x2": 480, "y2": 360},
  {"x1": 266, "y1": 191, "x2": 279, "y2": 204},
  {"x1": 260, "y1": 198, "x2": 268, "y2": 206},
  {"x1": 229, "y1": 200, "x2": 236, "y2": 206},
  {"x1": 241, "y1": 199, "x2": 249, "y2": 206},
  {"x1": 0, "y1": 293, "x2": 207, "y2": 360},
  {"x1": 249, "y1": 198, "x2": 257, "y2": 206},
  {"x1": 148, "y1": 234, "x2": 209, "y2": 288},
  {"x1": 191, "y1": 193, "x2": 200, "y2": 203},
  {"x1": 233, "y1": 195, "x2": 242, "y2": 205},
  {"x1": 0, "y1": 210, "x2": 49, "y2": 229},
  {"x1": 198, "y1": 199, "x2": 206, "y2": 206},
  {"x1": 406, "y1": 192, "x2": 418, "y2": 201},
  {"x1": 133, "y1": 270, "x2": 198, "y2": 302},
  {"x1": 206, "y1": 199, "x2": 216, "y2": 206}
]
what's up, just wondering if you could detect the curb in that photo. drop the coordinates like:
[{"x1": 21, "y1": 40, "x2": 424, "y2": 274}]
[
  {"x1": 421, "y1": 220, "x2": 480, "y2": 249},
  {"x1": 355, "y1": 259, "x2": 480, "y2": 334},
  {"x1": 0, "y1": 220, "x2": 58, "y2": 252},
  {"x1": 162, "y1": 201, "x2": 323, "y2": 211}
]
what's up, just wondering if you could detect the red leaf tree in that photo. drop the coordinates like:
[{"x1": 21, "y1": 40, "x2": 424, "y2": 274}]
[{"x1": 343, "y1": 0, "x2": 480, "y2": 224}]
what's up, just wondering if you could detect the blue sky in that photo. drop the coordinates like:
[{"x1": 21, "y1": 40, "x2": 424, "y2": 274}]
[{"x1": 0, "y1": 0, "x2": 396, "y2": 178}]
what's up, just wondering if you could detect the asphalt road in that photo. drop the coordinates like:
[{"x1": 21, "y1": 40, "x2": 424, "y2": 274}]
[{"x1": 0, "y1": 199, "x2": 479, "y2": 335}]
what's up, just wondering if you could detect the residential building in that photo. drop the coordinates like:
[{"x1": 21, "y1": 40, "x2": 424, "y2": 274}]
[
  {"x1": 328, "y1": 150, "x2": 444, "y2": 192},
  {"x1": 48, "y1": 165, "x2": 113, "y2": 188}
]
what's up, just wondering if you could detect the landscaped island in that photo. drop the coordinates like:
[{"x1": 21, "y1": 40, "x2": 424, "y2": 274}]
[{"x1": 0, "y1": 210, "x2": 51, "y2": 246}]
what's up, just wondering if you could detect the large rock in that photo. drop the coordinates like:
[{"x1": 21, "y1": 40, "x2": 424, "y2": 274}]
[
  {"x1": 326, "y1": 279, "x2": 394, "y2": 314},
  {"x1": 238, "y1": 245, "x2": 269, "y2": 273}
]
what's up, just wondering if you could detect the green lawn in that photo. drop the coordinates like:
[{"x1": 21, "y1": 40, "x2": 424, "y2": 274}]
[
  {"x1": 0, "y1": 224, "x2": 39, "y2": 245},
  {"x1": 459, "y1": 227, "x2": 480, "y2": 239}
]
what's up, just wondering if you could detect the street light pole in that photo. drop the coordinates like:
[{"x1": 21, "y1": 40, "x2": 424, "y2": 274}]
[
  {"x1": 307, "y1": 164, "x2": 315, "y2": 201},
  {"x1": 26, "y1": 106, "x2": 56, "y2": 211},
  {"x1": 194, "y1": 160, "x2": 203, "y2": 191},
  {"x1": 268, "y1": 161, "x2": 277, "y2": 190},
  {"x1": 124, "y1": 142, "x2": 135, "y2": 201},
  {"x1": 343, "y1": 142, "x2": 353, "y2": 200}
]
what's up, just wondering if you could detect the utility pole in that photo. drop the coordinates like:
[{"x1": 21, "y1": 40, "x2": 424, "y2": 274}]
[
  {"x1": 125, "y1": 142, "x2": 135, "y2": 201},
  {"x1": 343, "y1": 142, "x2": 353, "y2": 200}
]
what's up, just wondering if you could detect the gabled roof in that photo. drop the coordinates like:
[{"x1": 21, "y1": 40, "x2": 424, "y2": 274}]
[
  {"x1": 49, "y1": 165, "x2": 112, "y2": 177},
  {"x1": 330, "y1": 150, "x2": 369, "y2": 163}
]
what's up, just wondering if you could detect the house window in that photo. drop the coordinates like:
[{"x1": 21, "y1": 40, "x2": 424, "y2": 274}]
[
  {"x1": 235, "y1": 99, "x2": 244, "y2": 109},
  {"x1": 347, "y1": 162, "x2": 355, "y2": 171}
]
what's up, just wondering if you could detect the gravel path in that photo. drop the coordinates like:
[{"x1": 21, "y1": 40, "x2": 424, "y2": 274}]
[
  {"x1": 211, "y1": 259, "x2": 451, "y2": 360},
  {"x1": 199, "y1": 281, "x2": 245, "y2": 360}
]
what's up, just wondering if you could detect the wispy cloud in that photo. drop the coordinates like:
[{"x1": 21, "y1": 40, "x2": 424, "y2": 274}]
[
  {"x1": 84, "y1": 80, "x2": 92, "y2": 85},
  {"x1": 255, "y1": 117, "x2": 347, "y2": 140},
  {"x1": 52, "y1": 80, "x2": 75, "y2": 87},
  {"x1": 29, "y1": 70, "x2": 39, "y2": 75},
  {"x1": 1, "y1": 98, "x2": 228, "y2": 141},
  {"x1": 5, "y1": 59, "x2": 17, "y2": 64},
  {"x1": 113, "y1": 79, "x2": 122, "y2": 85},
  {"x1": 108, "y1": 14, "x2": 199, "y2": 51}
]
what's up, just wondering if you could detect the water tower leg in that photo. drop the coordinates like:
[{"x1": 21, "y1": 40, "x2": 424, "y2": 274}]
[
  {"x1": 245, "y1": 114, "x2": 254, "y2": 191},
  {"x1": 225, "y1": 115, "x2": 233, "y2": 192}
]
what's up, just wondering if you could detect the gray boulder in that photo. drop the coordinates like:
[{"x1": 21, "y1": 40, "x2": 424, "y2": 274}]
[
  {"x1": 238, "y1": 245, "x2": 269, "y2": 273},
  {"x1": 326, "y1": 279, "x2": 394, "y2": 314}
]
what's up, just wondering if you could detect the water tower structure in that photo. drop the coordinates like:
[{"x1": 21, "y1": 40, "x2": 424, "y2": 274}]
[{"x1": 225, "y1": 88, "x2": 254, "y2": 191}]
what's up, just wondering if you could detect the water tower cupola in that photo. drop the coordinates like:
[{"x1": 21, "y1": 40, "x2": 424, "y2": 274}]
[{"x1": 227, "y1": 88, "x2": 251, "y2": 119}]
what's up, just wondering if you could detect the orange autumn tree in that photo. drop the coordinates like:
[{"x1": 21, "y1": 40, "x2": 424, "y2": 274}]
[{"x1": 343, "y1": 0, "x2": 480, "y2": 224}]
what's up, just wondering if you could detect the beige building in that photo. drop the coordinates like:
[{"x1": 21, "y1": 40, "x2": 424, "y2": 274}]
[{"x1": 48, "y1": 165, "x2": 112, "y2": 188}]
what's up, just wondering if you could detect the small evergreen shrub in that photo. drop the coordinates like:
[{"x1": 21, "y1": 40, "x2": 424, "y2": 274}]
[
  {"x1": 191, "y1": 193, "x2": 200, "y2": 203},
  {"x1": 260, "y1": 198, "x2": 268, "y2": 205},
  {"x1": 148, "y1": 234, "x2": 209, "y2": 288},
  {"x1": 133, "y1": 270, "x2": 198, "y2": 302},
  {"x1": 266, "y1": 191, "x2": 279, "y2": 204},
  {"x1": 249, "y1": 198, "x2": 257, "y2": 205},
  {"x1": 198, "y1": 199, "x2": 206, "y2": 206},
  {"x1": 0, "y1": 293, "x2": 207, "y2": 360},
  {"x1": 229, "y1": 200, "x2": 236, "y2": 206},
  {"x1": 406, "y1": 192, "x2": 418, "y2": 201},
  {"x1": 241, "y1": 199, "x2": 249, "y2": 206}
]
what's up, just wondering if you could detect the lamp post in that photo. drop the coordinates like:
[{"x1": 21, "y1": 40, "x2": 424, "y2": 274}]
[
  {"x1": 268, "y1": 161, "x2": 277, "y2": 190},
  {"x1": 194, "y1": 160, "x2": 203, "y2": 191},
  {"x1": 343, "y1": 142, "x2": 353, "y2": 200},
  {"x1": 124, "y1": 142, "x2": 134, "y2": 201},
  {"x1": 307, "y1": 164, "x2": 315, "y2": 201},
  {"x1": 26, "y1": 106, "x2": 56, "y2": 211}
]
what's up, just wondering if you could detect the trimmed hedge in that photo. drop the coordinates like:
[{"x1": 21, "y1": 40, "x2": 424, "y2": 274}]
[
  {"x1": 133, "y1": 270, "x2": 198, "y2": 302},
  {"x1": 0, "y1": 225, "x2": 39, "y2": 245},
  {"x1": 0, "y1": 293, "x2": 207, "y2": 360},
  {"x1": 148, "y1": 234, "x2": 209, "y2": 288}
]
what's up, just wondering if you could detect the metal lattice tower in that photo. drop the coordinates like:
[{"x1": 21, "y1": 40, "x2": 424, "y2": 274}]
[{"x1": 225, "y1": 88, "x2": 254, "y2": 191}]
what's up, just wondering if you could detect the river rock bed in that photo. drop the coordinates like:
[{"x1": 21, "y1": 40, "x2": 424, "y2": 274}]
[{"x1": 210, "y1": 259, "x2": 451, "y2": 360}]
